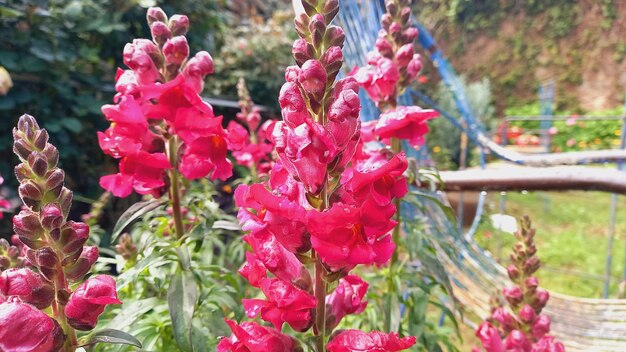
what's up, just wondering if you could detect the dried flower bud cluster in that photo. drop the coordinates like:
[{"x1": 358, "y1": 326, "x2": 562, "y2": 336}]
[
  {"x1": 218, "y1": 1, "x2": 416, "y2": 351},
  {"x1": 474, "y1": 216, "x2": 565, "y2": 352},
  {"x1": 226, "y1": 78, "x2": 274, "y2": 178},
  {"x1": 0, "y1": 115, "x2": 121, "y2": 351},
  {"x1": 99, "y1": 6, "x2": 231, "y2": 198}
]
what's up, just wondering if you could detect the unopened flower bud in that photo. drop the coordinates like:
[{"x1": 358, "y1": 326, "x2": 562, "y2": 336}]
[
  {"x1": 42, "y1": 144, "x2": 59, "y2": 169},
  {"x1": 322, "y1": 0, "x2": 339, "y2": 23},
  {"x1": 13, "y1": 210, "x2": 43, "y2": 240},
  {"x1": 292, "y1": 39, "x2": 314, "y2": 66},
  {"x1": 182, "y1": 51, "x2": 214, "y2": 93},
  {"x1": 45, "y1": 169, "x2": 65, "y2": 192},
  {"x1": 65, "y1": 246, "x2": 99, "y2": 281},
  {"x1": 33, "y1": 129, "x2": 49, "y2": 150},
  {"x1": 389, "y1": 22, "x2": 402, "y2": 34},
  {"x1": 294, "y1": 13, "x2": 309, "y2": 39},
  {"x1": 506, "y1": 264, "x2": 520, "y2": 280},
  {"x1": 150, "y1": 21, "x2": 172, "y2": 47},
  {"x1": 163, "y1": 36, "x2": 189, "y2": 65},
  {"x1": 503, "y1": 286, "x2": 523, "y2": 306},
  {"x1": 525, "y1": 276, "x2": 539, "y2": 291},
  {"x1": 375, "y1": 37, "x2": 393, "y2": 57},
  {"x1": 18, "y1": 180, "x2": 43, "y2": 206},
  {"x1": 168, "y1": 14, "x2": 189, "y2": 36},
  {"x1": 321, "y1": 46, "x2": 343, "y2": 76},
  {"x1": 146, "y1": 7, "x2": 167, "y2": 26},
  {"x1": 385, "y1": 1, "x2": 398, "y2": 16},
  {"x1": 308, "y1": 14, "x2": 326, "y2": 49},
  {"x1": 13, "y1": 139, "x2": 31, "y2": 161},
  {"x1": 533, "y1": 288, "x2": 550, "y2": 309},
  {"x1": 519, "y1": 304, "x2": 536, "y2": 323},
  {"x1": 395, "y1": 43, "x2": 414, "y2": 67},
  {"x1": 400, "y1": 7, "x2": 411, "y2": 24},
  {"x1": 285, "y1": 66, "x2": 300, "y2": 83},
  {"x1": 299, "y1": 60, "x2": 327, "y2": 96},
  {"x1": 36, "y1": 247, "x2": 59, "y2": 269},
  {"x1": 58, "y1": 187, "x2": 72, "y2": 217},
  {"x1": 491, "y1": 307, "x2": 516, "y2": 331},
  {"x1": 61, "y1": 221, "x2": 90, "y2": 256},
  {"x1": 407, "y1": 54, "x2": 422, "y2": 78},
  {"x1": 40, "y1": 203, "x2": 63, "y2": 230},
  {"x1": 325, "y1": 26, "x2": 345, "y2": 48},
  {"x1": 403, "y1": 27, "x2": 419, "y2": 42},
  {"x1": 504, "y1": 330, "x2": 530, "y2": 350},
  {"x1": 532, "y1": 315, "x2": 551, "y2": 339}
]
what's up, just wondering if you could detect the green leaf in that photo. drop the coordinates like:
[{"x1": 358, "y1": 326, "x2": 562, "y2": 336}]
[
  {"x1": 60, "y1": 117, "x2": 82, "y2": 133},
  {"x1": 105, "y1": 297, "x2": 160, "y2": 331},
  {"x1": 111, "y1": 198, "x2": 166, "y2": 243},
  {"x1": 80, "y1": 329, "x2": 141, "y2": 348},
  {"x1": 168, "y1": 270, "x2": 199, "y2": 352},
  {"x1": 212, "y1": 220, "x2": 241, "y2": 231}
]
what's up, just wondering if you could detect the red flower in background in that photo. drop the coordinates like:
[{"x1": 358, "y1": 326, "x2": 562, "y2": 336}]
[{"x1": 375, "y1": 106, "x2": 439, "y2": 148}]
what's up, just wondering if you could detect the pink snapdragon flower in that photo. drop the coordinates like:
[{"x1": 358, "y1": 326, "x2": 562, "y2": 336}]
[
  {"x1": 65, "y1": 275, "x2": 122, "y2": 330},
  {"x1": 325, "y1": 275, "x2": 368, "y2": 329},
  {"x1": 217, "y1": 319, "x2": 299, "y2": 352},
  {"x1": 375, "y1": 106, "x2": 439, "y2": 148},
  {"x1": 0, "y1": 300, "x2": 64, "y2": 352},
  {"x1": 326, "y1": 330, "x2": 417, "y2": 352},
  {"x1": 0, "y1": 268, "x2": 54, "y2": 309}
]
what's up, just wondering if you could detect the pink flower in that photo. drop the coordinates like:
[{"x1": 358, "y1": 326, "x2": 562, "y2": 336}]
[
  {"x1": 502, "y1": 286, "x2": 523, "y2": 306},
  {"x1": 531, "y1": 336, "x2": 565, "y2": 352},
  {"x1": 180, "y1": 135, "x2": 232, "y2": 181},
  {"x1": 307, "y1": 203, "x2": 396, "y2": 270},
  {"x1": 226, "y1": 121, "x2": 250, "y2": 151},
  {"x1": 217, "y1": 319, "x2": 297, "y2": 352},
  {"x1": 65, "y1": 274, "x2": 122, "y2": 331},
  {"x1": 100, "y1": 151, "x2": 171, "y2": 198},
  {"x1": 491, "y1": 307, "x2": 516, "y2": 333},
  {"x1": 0, "y1": 300, "x2": 64, "y2": 351},
  {"x1": 163, "y1": 36, "x2": 190, "y2": 65},
  {"x1": 326, "y1": 275, "x2": 368, "y2": 329},
  {"x1": 476, "y1": 322, "x2": 505, "y2": 352},
  {"x1": 351, "y1": 56, "x2": 400, "y2": 104},
  {"x1": 242, "y1": 278, "x2": 316, "y2": 332},
  {"x1": 375, "y1": 106, "x2": 439, "y2": 148},
  {"x1": 123, "y1": 39, "x2": 160, "y2": 84},
  {"x1": 0, "y1": 268, "x2": 54, "y2": 309},
  {"x1": 326, "y1": 330, "x2": 416, "y2": 352},
  {"x1": 238, "y1": 252, "x2": 268, "y2": 287},
  {"x1": 531, "y1": 315, "x2": 551, "y2": 340},
  {"x1": 182, "y1": 51, "x2": 214, "y2": 93},
  {"x1": 504, "y1": 330, "x2": 531, "y2": 351}
]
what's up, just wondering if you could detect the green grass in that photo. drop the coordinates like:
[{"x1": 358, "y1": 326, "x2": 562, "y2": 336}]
[{"x1": 474, "y1": 191, "x2": 626, "y2": 298}]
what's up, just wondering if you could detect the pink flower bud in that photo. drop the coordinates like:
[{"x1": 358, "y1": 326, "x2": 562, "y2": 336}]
[
  {"x1": 64, "y1": 246, "x2": 99, "y2": 282},
  {"x1": 532, "y1": 315, "x2": 551, "y2": 339},
  {"x1": 389, "y1": 22, "x2": 402, "y2": 33},
  {"x1": 168, "y1": 14, "x2": 189, "y2": 36},
  {"x1": 40, "y1": 203, "x2": 63, "y2": 230},
  {"x1": 0, "y1": 300, "x2": 65, "y2": 351},
  {"x1": 182, "y1": 51, "x2": 214, "y2": 93},
  {"x1": 28, "y1": 152, "x2": 48, "y2": 178},
  {"x1": 375, "y1": 37, "x2": 393, "y2": 57},
  {"x1": 123, "y1": 39, "x2": 160, "y2": 84},
  {"x1": 491, "y1": 307, "x2": 516, "y2": 331},
  {"x1": 533, "y1": 336, "x2": 566, "y2": 352},
  {"x1": 292, "y1": 38, "x2": 313, "y2": 65},
  {"x1": 65, "y1": 274, "x2": 121, "y2": 331},
  {"x1": 146, "y1": 7, "x2": 167, "y2": 25},
  {"x1": 298, "y1": 60, "x2": 327, "y2": 95},
  {"x1": 13, "y1": 209, "x2": 43, "y2": 241},
  {"x1": 519, "y1": 304, "x2": 536, "y2": 323},
  {"x1": 61, "y1": 221, "x2": 90, "y2": 256},
  {"x1": 407, "y1": 54, "x2": 422, "y2": 79},
  {"x1": 525, "y1": 276, "x2": 539, "y2": 290},
  {"x1": 507, "y1": 264, "x2": 520, "y2": 280},
  {"x1": 163, "y1": 36, "x2": 190, "y2": 65},
  {"x1": 534, "y1": 288, "x2": 550, "y2": 309},
  {"x1": 476, "y1": 322, "x2": 504, "y2": 351},
  {"x1": 0, "y1": 268, "x2": 54, "y2": 309},
  {"x1": 404, "y1": 27, "x2": 419, "y2": 42},
  {"x1": 503, "y1": 286, "x2": 523, "y2": 305},
  {"x1": 504, "y1": 330, "x2": 531, "y2": 350},
  {"x1": 324, "y1": 26, "x2": 345, "y2": 48},
  {"x1": 395, "y1": 43, "x2": 414, "y2": 66},
  {"x1": 150, "y1": 21, "x2": 172, "y2": 47},
  {"x1": 238, "y1": 252, "x2": 267, "y2": 287},
  {"x1": 325, "y1": 275, "x2": 368, "y2": 330}
]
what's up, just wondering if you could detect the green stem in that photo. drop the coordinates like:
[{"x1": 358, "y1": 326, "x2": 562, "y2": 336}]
[
  {"x1": 167, "y1": 136, "x2": 185, "y2": 240},
  {"x1": 385, "y1": 137, "x2": 402, "y2": 331},
  {"x1": 53, "y1": 268, "x2": 77, "y2": 351},
  {"x1": 314, "y1": 251, "x2": 327, "y2": 352}
]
